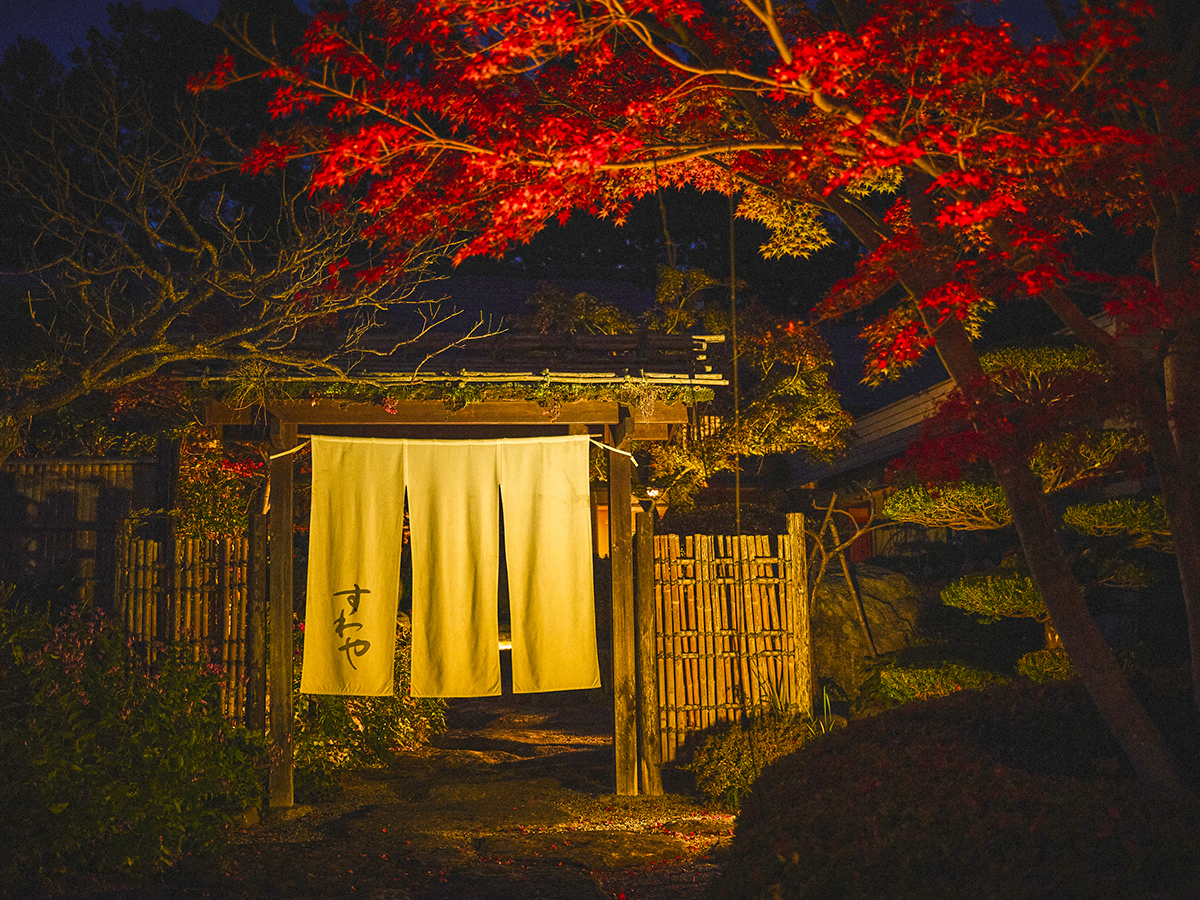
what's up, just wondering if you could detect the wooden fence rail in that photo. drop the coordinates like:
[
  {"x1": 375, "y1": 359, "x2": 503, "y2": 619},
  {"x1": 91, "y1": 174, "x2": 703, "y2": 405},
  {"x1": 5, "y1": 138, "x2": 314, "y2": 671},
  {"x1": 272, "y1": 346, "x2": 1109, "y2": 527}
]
[{"x1": 654, "y1": 512, "x2": 811, "y2": 763}]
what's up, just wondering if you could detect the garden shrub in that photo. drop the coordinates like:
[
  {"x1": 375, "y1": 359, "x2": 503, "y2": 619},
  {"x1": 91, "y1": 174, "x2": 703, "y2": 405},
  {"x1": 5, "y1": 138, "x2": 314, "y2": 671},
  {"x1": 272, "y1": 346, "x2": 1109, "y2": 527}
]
[
  {"x1": 0, "y1": 596, "x2": 266, "y2": 890},
  {"x1": 1017, "y1": 646, "x2": 1074, "y2": 682},
  {"x1": 686, "y1": 708, "x2": 842, "y2": 811},
  {"x1": 708, "y1": 679, "x2": 1200, "y2": 900},
  {"x1": 875, "y1": 658, "x2": 1007, "y2": 703},
  {"x1": 293, "y1": 615, "x2": 446, "y2": 801}
]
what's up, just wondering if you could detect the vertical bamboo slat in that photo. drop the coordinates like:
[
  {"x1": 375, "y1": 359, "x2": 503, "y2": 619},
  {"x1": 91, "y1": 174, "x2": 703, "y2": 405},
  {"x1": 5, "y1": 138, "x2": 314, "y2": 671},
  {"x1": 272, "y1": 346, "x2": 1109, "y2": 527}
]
[
  {"x1": 235, "y1": 537, "x2": 249, "y2": 718},
  {"x1": 710, "y1": 536, "x2": 725, "y2": 731},
  {"x1": 694, "y1": 534, "x2": 712, "y2": 734},
  {"x1": 678, "y1": 535, "x2": 693, "y2": 735},
  {"x1": 219, "y1": 538, "x2": 232, "y2": 715},
  {"x1": 662, "y1": 534, "x2": 683, "y2": 761},
  {"x1": 650, "y1": 517, "x2": 811, "y2": 763},
  {"x1": 788, "y1": 512, "x2": 813, "y2": 717}
]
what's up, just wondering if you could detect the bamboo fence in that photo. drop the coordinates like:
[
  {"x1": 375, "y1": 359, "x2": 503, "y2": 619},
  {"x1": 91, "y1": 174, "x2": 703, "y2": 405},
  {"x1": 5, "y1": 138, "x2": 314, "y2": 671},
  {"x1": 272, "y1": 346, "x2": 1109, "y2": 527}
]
[
  {"x1": 6, "y1": 458, "x2": 816, "y2": 749},
  {"x1": 115, "y1": 532, "x2": 251, "y2": 719},
  {"x1": 653, "y1": 513, "x2": 811, "y2": 763},
  {"x1": 0, "y1": 458, "x2": 161, "y2": 605}
]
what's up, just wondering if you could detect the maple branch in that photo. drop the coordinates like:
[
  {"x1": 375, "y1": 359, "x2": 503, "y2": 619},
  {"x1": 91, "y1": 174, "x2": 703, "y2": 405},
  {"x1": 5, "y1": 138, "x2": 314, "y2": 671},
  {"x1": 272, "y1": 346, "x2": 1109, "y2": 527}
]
[
  {"x1": 737, "y1": 0, "x2": 795, "y2": 65},
  {"x1": 1067, "y1": 47, "x2": 1109, "y2": 94}
]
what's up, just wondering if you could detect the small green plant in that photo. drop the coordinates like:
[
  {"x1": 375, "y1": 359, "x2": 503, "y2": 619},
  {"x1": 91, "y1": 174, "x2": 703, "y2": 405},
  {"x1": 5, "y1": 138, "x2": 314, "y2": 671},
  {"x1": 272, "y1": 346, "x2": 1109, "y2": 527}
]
[
  {"x1": 686, "y1": 705, "x2": 835, "y2": 811},
  {"x1": 292, "y1": 615, "x2": 446, "y2": 801},
  {"x1": 0, "y1": 595, "x2": 266, "y2": 890}
]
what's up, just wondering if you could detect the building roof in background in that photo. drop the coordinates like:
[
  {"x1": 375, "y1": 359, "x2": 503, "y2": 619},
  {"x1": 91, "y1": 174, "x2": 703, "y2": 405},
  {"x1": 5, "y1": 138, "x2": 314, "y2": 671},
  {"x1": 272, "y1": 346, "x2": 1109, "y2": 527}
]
[
  {"x1": 171, "y1": 274, "x2": 725, "y2": 390},
  {"x1": 795, "y1": 312, "x2": 1125, "y2": 487},
  {"x1": 398, "y1": 274, "x2": 658, "y2": 328},
  {"x1": 791, "y1": 379, "x2": 953, "y2": 486}
]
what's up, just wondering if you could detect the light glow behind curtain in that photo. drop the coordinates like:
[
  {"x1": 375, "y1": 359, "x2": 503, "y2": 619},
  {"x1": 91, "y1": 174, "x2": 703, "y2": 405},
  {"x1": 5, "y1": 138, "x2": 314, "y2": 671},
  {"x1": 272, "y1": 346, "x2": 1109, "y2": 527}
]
[{"x1": 301, "y1": 437, "x2": 406, "y2": 696}]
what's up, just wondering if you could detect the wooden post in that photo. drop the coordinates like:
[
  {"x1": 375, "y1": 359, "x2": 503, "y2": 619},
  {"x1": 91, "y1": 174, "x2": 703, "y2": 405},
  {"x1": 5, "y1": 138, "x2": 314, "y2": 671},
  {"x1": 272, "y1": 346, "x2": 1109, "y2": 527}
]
[
  {"x1": 607, "y1": 410, "x2": 637, "y2": 796},
  {"x1": 113, "y1": 516, "x2": 130, "y2": 631},
  {"x1": 268, "y1": 419, "x2": 296, "y2": 810},
  {"x1": 635, "y1": 506, "x2": 664, "y2": 795},
  {"x1": 786, "y1": 513, "x2": 814, "y2": 717},
  {"x1": 246, "y1": 484, "x2": 268, "y2": 733},
  {"x1": 159, "y1": 438, "x2": 180, "y2": 647}
]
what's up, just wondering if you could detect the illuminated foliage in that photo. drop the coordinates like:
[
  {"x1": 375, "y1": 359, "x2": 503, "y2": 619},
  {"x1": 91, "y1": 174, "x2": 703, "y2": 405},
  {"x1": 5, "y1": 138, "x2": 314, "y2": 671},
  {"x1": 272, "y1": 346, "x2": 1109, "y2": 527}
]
[
  {"x1": 208, "y1": 0, "x2": 1200, "y2": 792},
  {"x1": 516, "y1": 266, "x2": 852, "y2": 507},
  {"x1": 941, "y1": 570, "x2": 1049, "y2": 625},
  {"x1": 883, "y1": 483, "x2": 1011, "y2": 530},
  {"x1": 1062, "y1": 497, "x2": 1172, "y2": 551}
]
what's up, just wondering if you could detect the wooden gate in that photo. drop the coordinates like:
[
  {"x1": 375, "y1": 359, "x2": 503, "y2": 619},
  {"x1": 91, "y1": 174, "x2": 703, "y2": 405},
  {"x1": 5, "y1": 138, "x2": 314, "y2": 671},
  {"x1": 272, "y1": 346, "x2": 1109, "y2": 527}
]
[{"x1": 654, "y1": 512, "x2": 811, "y2": 763}]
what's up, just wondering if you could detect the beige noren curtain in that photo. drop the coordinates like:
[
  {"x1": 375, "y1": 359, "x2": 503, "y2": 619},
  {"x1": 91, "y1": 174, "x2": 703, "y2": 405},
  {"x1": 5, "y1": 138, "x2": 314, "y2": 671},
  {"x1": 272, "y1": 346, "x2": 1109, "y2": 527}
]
[{"x1": 303, "y1": 435, "x2": 599, "y2": 698}]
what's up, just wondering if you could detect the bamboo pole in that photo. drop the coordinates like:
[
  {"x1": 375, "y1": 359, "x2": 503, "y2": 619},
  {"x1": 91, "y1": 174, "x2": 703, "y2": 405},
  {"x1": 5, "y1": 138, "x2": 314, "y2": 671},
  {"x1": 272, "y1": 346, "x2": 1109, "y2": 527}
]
[
  {"x1": 666, "y1": 534, "x2": 686, "y2": 762},
  {"x1": 787, "y1": 514, "x2": 814, "y2": 717},
  {"x1": 759, "y1": 535, "x2": 781, "y2": 698},
  {"x1": 235, "y1": 536, "x2": 249, "y2": 720},
  {"x1": 747, "y1": 539, "x2": 759, "y2": 710},
  {"x1": 658, "y1": 534, "x2": 676, "y2": 763},
  {"x1": 634, "y1": 508, "x2": 663, "y2": 795},
  {"x1": 694, "y1": 534, "x2": 711, "y2": 734},
  {"x1": 221, "y1": 537, "x2": 234, "y2": 717},
  {"x1": 134, "y1": 540, "x2": 146, "y2": 643},
  {"x1": 246, "y1": 491, "x2": 268, "y2": 732},
  {"x1": 148, "y1": 540, "x2": 159, "y2": 656},
  {"x1": 710, "y1": 538, "x2": 729, "y2": 731}
]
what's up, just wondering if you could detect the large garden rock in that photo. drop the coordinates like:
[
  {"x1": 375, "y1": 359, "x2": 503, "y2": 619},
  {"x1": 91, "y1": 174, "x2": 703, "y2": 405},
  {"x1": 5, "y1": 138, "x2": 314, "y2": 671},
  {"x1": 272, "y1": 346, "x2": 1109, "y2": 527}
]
[{"x1": 812, "y1": 564, "x2": 927, "y2": 698}]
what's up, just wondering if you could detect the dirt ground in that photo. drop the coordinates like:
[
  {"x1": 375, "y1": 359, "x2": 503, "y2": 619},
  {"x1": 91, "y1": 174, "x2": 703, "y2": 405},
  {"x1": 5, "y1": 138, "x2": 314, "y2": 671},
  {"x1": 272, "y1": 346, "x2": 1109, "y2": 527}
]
[{"x1": 86, "y1": 693, "x2": 734, "y2": 900}]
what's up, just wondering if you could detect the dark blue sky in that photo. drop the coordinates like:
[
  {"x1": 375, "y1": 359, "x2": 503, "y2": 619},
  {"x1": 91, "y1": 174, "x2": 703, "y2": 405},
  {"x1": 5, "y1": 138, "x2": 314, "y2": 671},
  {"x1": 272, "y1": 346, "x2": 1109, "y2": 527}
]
[
  {"x1": 2, "y1": 0, "x2": 1061, "y2": 63},
  {"x1": 0, "y1": 0, "x2": 222, "y2": 60}
]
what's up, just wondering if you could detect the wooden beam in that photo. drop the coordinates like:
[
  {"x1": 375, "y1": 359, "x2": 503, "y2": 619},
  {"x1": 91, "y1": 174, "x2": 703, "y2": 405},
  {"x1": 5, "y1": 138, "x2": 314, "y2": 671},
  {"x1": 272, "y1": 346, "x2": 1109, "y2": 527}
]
[
  {"x1": 203, "y1": 399, "x2": 690, "y2": 428},
  {"x1": 608, "y1": 410, "x2": 637, "y2": 796},
  {"x1": 245, "y1": 484, "x2": 268, "y2": 733},
  {"x1": 635, "y1": 506, "x2": 664, "y2": 796},
  {"x1": 268, "y1": 420, "x2": 296, "y2": 809},
  {"x1": 787, "y1": 512, "x2": 814, "y2": 718}
]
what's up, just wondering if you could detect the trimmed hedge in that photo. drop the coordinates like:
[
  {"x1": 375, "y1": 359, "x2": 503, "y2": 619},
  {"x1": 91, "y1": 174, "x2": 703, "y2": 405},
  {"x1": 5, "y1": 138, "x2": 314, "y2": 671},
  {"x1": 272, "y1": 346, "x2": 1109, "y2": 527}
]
[
  {"x1": 685, "y1": 709, "x2": 834, "y2": 811},
  {"x1": 709, "y1": 679, "x2": 1200, "y2": 900}
]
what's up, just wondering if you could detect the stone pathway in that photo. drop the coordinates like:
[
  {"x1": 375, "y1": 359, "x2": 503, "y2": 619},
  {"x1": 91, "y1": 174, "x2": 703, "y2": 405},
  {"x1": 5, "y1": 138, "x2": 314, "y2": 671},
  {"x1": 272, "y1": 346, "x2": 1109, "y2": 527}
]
[{"x1": 96, "y1": 694, "x2": 733, "y2": 900}]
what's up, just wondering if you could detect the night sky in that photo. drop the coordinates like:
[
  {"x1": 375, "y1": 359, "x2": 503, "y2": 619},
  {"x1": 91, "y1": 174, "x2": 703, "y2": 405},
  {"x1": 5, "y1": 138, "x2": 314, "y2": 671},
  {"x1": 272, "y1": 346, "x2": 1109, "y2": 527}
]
[
  {"x1": 0, "y1": 0, "x2": 1062, "y2": 63},
  {"x1": 0, "y1": 0, "x2": 223, "y2": 60}
]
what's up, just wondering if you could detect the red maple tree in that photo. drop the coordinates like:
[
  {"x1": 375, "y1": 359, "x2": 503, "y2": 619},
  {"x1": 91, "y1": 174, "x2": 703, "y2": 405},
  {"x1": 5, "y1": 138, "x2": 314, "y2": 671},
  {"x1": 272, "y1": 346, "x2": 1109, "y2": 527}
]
[{"x1": 199, "y1": 0, "x2": 1200, "y2": 794}]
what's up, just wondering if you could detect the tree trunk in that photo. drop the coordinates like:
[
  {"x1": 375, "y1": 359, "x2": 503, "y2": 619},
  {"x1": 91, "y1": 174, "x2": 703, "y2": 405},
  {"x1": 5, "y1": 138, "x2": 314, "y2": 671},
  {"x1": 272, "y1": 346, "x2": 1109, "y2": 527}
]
[
  {"x1": 1136, "y1": 357, "x2": 1200, "y2": 717},
  {"x1": 993, "y1": 455, "x2": 1188, "y2": 796},
  {"x1": 1153, "y1": 204, "x2": 1200, "y2": 713},
  {"x1": 925, "y1": 310, "x2": 1190, "y2": 797}
]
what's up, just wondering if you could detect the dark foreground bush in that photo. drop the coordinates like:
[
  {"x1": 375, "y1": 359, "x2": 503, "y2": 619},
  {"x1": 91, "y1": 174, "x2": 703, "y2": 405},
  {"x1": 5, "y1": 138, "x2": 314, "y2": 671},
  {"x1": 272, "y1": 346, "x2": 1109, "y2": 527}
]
[
  {"x1": 709, "y1": 678, "x2": 1200, "y2": 900},
  {"x1": 0, "y1": 598, "x2": 266, "y2": 890}
]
